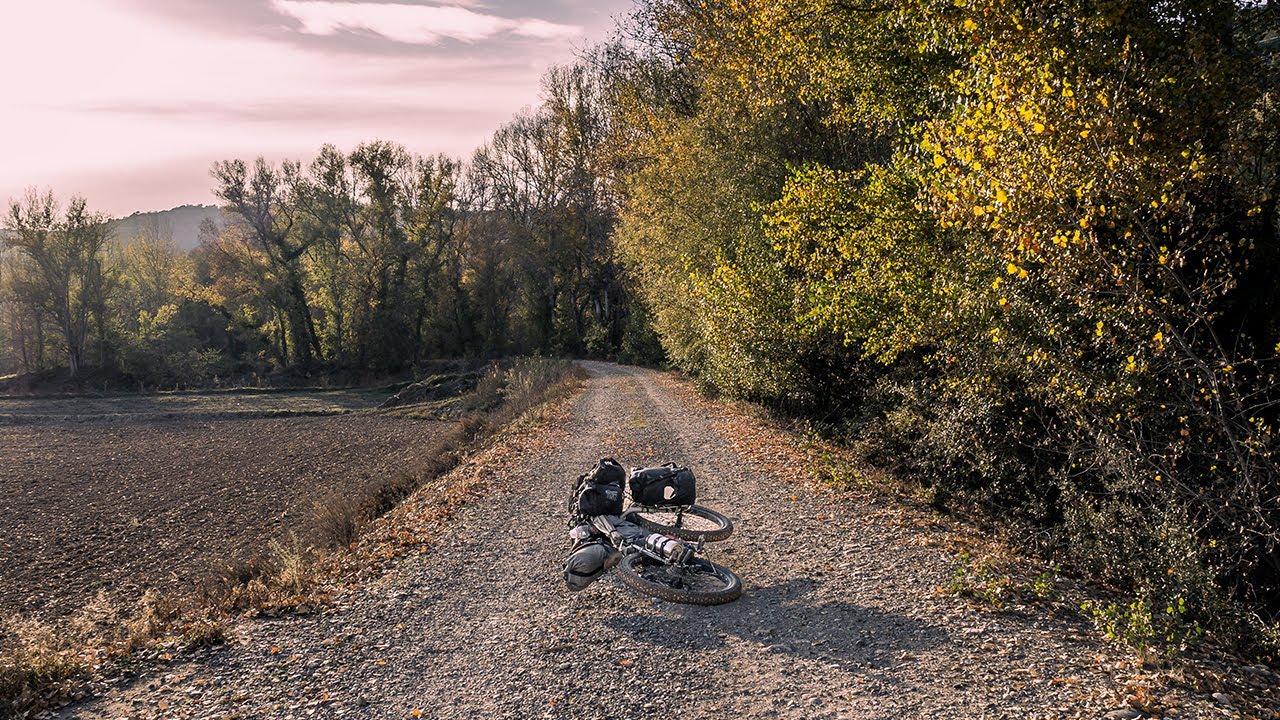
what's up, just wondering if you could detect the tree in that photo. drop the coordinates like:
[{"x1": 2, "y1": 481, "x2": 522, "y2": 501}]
[
  {"x1": 2, "y1": 190, "x2": 112, "y2": 377},
  {"x1": 293, "y1": 144, "x2": 366, "y2": 364},
  {"x1": 0, "y1": 247, "x2": 48, "y2": 375},
  {"x1": 466, "y1": 62, "x2": 629, "y2": 357},
  {"x1": 211, "y1": 158, "x2": 320, "y2": 369},
  {"x1": 611, "y1": 0, "x2": 1280, "y2": 644},
  {"x1": 401, "y1": 152, "x2": 462, "y2": 360}
]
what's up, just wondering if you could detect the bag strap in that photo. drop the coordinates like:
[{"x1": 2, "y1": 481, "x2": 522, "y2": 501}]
[{"x1": 568, "y1": 474, "x2": 587, "y2": 520}]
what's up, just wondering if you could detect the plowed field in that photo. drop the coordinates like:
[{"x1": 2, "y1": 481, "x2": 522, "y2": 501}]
[{"x1": 0, "y1": 390, "x2": 453, "y2": 619}]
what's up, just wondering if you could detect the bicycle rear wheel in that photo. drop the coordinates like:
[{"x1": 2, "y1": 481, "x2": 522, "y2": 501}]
[
  {"x1": 622, "y1": 504, "x2": 733, "y2": 542},
  {"x1": 617, "y1": 554, "x2": 742, "y2": 605}
]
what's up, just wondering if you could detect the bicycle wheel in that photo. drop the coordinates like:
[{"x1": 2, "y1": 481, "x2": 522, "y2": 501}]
[
  {"x1": 621, "y1": 504, "x2": 734, "y2": 542},
  {"x1": 617, "y1": 554, "x2": 742, "y2": 605}
]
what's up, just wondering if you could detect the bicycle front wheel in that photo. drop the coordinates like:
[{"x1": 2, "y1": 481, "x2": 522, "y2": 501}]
[
  {"x1": 617, "y1": 554, "x2": 743, "y2": 605},
  {"x1": 622, "y1": 504, "x2": 733, "y2": 542}
]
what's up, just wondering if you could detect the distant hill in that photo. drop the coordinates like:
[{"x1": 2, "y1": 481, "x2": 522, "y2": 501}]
[{"x1": 107, "y1": 205, "x2": 222, "y2": 251}]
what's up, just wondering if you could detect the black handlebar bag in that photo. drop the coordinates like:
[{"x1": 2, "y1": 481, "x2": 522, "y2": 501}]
[
  {"x1": 576, "y1": 479, "x2": 623, "y2": 516},
  {"x1": 587, "y1": 457, "x2": 627, "y2": 486},
  {"x1": 629, "y1": 464, "x2": 697, "y2": 506},
  {"x1": 573, "y1": 457, "x2": 627, "y2": 516}
]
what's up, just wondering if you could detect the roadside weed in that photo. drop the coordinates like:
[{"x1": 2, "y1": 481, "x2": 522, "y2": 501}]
[{"x1": 1084, "y1": 595, "x2": 1203, "y2": 662}]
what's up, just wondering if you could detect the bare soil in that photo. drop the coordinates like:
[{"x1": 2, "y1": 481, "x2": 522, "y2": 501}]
[
  {"x1": 0, "y1": 387, "x2": 389, "y2": 425},
  {"x1": 0, "y1": 400, "x2": 456, "y2": 619}
]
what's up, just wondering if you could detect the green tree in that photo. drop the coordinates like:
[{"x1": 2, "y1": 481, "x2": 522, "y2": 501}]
[
  {"x1": 0, "y1": 247, "x2": 50, "y2": 375},
  {"x1": 212, "y1": 157, "x2": 321, "y2": 369},
  {"x1": 612, "y1": 0, "x2": 1280, "y2": 643},
  {"x1": 293, "y1": 144, "x2": 365, "y2": 364},
  {"x1": 2, "y1": 191, "x2": 112, "y2": 377}
]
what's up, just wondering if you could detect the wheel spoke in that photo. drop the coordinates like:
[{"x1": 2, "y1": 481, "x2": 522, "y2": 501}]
[
  {"x1": 622, "y1": 505, "x2": 734, "y2": 542},
  {"x1": 618, "y1": 553, "x2": 743, "y2": 605}
]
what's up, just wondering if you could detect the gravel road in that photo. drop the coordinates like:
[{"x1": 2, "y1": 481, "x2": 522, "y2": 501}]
[{"x1": 57, "y1": 362, "x2": 1231, "y2": 720}]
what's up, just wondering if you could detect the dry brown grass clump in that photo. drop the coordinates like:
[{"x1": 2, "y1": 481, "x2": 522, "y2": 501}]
[
  {"x1": 1, "y1": 590, "x2": 228, "y2": 718},
  {"x1": 0, "y1": 618, "x2": 82, "y2": 716}
]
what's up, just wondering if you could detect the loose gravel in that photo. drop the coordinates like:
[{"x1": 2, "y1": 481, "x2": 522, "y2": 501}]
[{"x1": 54, "y1": 363, "x2": 1239, "y2": 720}]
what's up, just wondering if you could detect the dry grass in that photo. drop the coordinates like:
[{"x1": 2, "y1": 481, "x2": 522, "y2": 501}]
[
  {"x1": 0, "y1": 590, "x2": 228, "y2": 717},
  {"x1": 205, "y1": 535, "x2": 332, "y2": 616},
  {"x1": 311, "y1": 491, "x2": 362, "y2": 548},
  {"x1": 0, "y1": 620, "x2": 82, "y2": 715}
]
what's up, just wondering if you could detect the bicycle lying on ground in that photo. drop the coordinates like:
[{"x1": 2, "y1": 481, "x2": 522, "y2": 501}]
[
  {"x1": 568, "y1": 459, "x2": 743, "y2": 604},
  {"x1": 591, "y1": 503, "x2": 742, "y2": 606}
]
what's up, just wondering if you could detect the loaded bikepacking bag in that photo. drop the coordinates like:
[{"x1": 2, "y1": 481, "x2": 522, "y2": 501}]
[
  {"x1": 629, "y1": 463, "x2": 697, "y2": 507},
  {"x1": 563, "y1": 540, "x2": 620, "y2": 591},
  {"x1": 572, "y1": 457, "x2": 626, "y2": 517}
]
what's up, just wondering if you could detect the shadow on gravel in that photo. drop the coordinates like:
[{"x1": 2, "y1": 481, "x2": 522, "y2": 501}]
[{"x1": 604, "y1": 579, "x2": 945, "y2": 681}]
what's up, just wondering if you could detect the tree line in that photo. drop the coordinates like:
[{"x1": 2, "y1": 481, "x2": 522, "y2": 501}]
[
  {"x1": 604, "y1": 0, "x2": 1280, "y2": 652},
  {"x1": 0, "y1": 66, "x2": 660, "y2": 387}
]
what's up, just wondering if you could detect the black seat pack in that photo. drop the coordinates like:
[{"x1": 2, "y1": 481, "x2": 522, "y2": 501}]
[
  {"x1": 629, "y1": 464, "x2": 697, "y2": 507},
  {"x1": 574, "y1": 457, "x2": 626, "y2": 516}
]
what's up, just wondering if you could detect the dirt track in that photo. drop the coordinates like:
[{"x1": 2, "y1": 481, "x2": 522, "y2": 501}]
[{"x1": 58, "y1": 363, "x2": 1232, "y2": 719}]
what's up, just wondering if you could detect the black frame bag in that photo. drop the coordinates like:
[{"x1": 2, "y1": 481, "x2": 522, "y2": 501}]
[{"x1": 629, "y1": 464, "x2": 697, "y2": 507}]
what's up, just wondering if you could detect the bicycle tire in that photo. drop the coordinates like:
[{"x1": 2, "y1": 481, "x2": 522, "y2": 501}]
[
  {"x1": 617, "y1": 554, "x2": 743, "y2": 605},
  {"x1": 621, "y1": 504, "x2": 734, "y2": 542}
]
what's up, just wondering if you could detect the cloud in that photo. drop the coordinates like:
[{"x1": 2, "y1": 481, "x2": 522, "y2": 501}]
[
  {"x1": 77, "y1": 99, "x2": 495, "y2": 130},
  {"x1": 269, "y1": 0, "x2": 583, "y2": 45},
  {"x1": 0, "y1": 0, "x2": 628, "y2": 215}
]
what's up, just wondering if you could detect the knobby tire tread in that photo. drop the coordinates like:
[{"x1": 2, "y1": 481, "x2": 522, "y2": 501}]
[
  {"x1": 621, "y1": 504, "x2": 734, "y2": 542},
  {"x1": 617, "y1": 554, "x2": 743, "y2": 605}
]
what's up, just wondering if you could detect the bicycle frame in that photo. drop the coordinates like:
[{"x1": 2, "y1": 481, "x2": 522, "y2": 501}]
[{"x1": 591, "y1": 515, "x2": 703, "y2": 567}]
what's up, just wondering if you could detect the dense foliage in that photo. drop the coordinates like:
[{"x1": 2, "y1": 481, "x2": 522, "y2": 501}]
[{"x1": 609, "y1": 0, "x2": 1280, "y2": 650}]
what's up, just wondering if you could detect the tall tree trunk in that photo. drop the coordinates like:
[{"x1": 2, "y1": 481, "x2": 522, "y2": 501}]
[
  {"x1": 281, "y1": 272, "x2": 319, "y2": 369},
  {"x1": 34, "y1": 314, "x2": 44, "y2": 371},
  {"x1": 275, "y1": 309, "x2": 288, "y2": 366},
  {"x1": 329, "y1": 276, "x2": 344, "y2": 364}
]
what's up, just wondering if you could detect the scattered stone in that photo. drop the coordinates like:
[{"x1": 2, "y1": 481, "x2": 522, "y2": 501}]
[{"x1": 379, "y1": 372, "x2": 483, "y2": 409}]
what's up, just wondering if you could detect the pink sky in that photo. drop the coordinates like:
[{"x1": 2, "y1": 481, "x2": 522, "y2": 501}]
[{"x1": 0, "y1": 0, "x2": 631, "y2": 217}]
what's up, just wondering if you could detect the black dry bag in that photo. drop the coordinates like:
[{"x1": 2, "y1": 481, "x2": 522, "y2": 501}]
[{"x1": 629, "y1": 464, "x2": 697, "y2": 507}]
